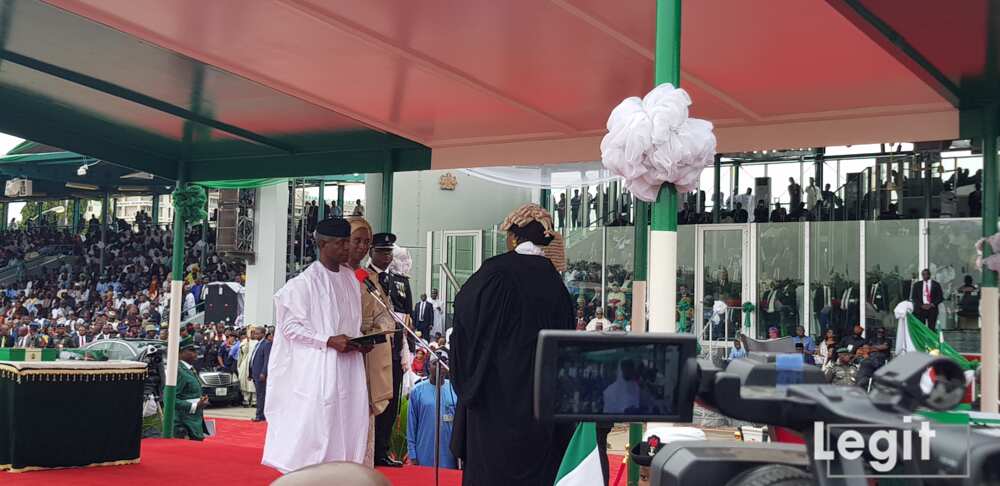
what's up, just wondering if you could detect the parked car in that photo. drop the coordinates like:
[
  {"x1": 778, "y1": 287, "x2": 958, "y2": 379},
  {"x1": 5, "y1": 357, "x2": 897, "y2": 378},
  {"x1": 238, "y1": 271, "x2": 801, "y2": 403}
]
[{"x1": 78, "y1": 339, "x2": 241, "y2": 406}]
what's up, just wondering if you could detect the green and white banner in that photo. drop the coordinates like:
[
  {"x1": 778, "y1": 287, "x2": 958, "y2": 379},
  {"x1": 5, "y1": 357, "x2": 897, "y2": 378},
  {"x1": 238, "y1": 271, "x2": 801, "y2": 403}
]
[{"x1": 554, "y1": 423, "x2": 603, "y2": 486}]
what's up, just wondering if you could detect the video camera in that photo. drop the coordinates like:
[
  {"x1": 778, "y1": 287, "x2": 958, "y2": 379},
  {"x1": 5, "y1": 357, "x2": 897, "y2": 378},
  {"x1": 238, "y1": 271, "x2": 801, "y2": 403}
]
[{"x1": 533, "y1": 331, "x2": 1000, "y2": 486}]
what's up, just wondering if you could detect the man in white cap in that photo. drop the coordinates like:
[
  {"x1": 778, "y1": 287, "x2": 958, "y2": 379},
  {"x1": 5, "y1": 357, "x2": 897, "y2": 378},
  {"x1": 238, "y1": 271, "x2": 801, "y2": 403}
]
[{"x1": 262, "y1": 218, "x2": 371, "y2": 473}]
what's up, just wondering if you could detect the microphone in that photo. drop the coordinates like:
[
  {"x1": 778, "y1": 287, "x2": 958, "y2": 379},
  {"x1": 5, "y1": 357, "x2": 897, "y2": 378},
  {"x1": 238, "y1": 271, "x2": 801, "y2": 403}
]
[{"x1": 354, "y1": 268, "x2": 379, "y2": 295}]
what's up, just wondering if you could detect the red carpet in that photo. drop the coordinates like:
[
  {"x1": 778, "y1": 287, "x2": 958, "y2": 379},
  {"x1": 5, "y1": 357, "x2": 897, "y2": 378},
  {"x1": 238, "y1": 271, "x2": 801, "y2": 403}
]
[{"x1": 1, "y1": 418, "x2": 624, "y2": 485}]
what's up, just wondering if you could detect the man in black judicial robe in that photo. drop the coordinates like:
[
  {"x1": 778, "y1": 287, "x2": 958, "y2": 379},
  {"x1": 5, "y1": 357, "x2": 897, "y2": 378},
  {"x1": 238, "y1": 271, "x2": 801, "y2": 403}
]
[{"x1": 451, "y1": 219, "x2": 575, "y2": 486}]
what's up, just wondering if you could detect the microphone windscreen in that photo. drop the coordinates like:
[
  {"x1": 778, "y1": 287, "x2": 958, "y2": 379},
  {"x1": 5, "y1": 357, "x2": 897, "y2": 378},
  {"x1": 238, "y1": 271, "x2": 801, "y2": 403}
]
[{"x1": 354, "y1": 268, "x2": 369, "y2": 283}]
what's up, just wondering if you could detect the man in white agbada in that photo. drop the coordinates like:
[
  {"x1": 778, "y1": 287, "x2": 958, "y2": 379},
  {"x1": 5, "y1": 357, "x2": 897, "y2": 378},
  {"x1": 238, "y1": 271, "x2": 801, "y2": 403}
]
[
  {"x1": 263, "y1": 218, "x2": 371, "y2": 474},
  {"x1": 237, "y1": 326, "x2": 262, "y2": 407},
  {"x1": 429, "y1": 288, "x2": 445, "y2": 337}
]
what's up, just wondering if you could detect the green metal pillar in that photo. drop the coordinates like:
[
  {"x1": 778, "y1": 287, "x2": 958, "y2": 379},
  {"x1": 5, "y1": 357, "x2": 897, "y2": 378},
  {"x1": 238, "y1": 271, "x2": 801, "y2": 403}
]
[
  {"x1": 981, "y1": 103, "x2": 998, "y2": 413},
  {"x1": 71, "y1": 198, "x2": 80, "y2": 234},
  {"x1": 712, "y1": 154, "x2": 721, "y2": 223},
  {"x1": 317, "y1": 180, "x2": 326, "y2": 221},
  {"x1": 648, "y1": 0, "x2": 680, "y2": 334},
  {"x1": 164, "y1": 62, "x2": 203, "y2": 439},
  {"x1": 200, "y1": 191, "x2": 209, "y2": 269},
  {"x1": 631, "y1": 3, "x2": 681, "y2": 484},
  {"x1": 628, "y1": 198, "x2": 648, "y2": 486},
  {"x1": 923, "y1": 154, "x2": 933, "y2": 218},
  {"x1": 100, "y1": 192, "x2": 108, "y2": 271},
  {"x1": 152, "y1": 194, "x2": 160, "y2": 228},
  {"x1": 162, "y1": 163, "x2": 188, "y2": 438},
  {"x1": 734, "y1": 163, "x2": 741, "y2": 199},
  {"x1": 337, "y1": 184, "x2": 345, "y2": 216},
  {"x1": 382, "y1": 152, "x2": 395, "y2": 232},
  {"x1": 112, "y1": 197, "x2": 118, "y2": 226},
  {"x1": 540, "y1": 188, "x2": 552, "y2": 212},
  {"x1": 0, "y1": 203, "x2": 6, "y2": 231}
]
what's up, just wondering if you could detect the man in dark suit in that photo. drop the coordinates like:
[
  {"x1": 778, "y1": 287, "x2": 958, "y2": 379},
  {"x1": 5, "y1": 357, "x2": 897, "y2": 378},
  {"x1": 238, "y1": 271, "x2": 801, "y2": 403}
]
[
  {"x1": 413, "y1": 293, "x2": 434, "y2": 339},
  {"x1": 0, "y1": 323, "x2": 13, "y2": 348},
  {"x1": 910, "y1": 268, "x2": 944, "y2": 331},
  {"x1": 249, "y1": 328, "x2": 272, "y2": 422}
]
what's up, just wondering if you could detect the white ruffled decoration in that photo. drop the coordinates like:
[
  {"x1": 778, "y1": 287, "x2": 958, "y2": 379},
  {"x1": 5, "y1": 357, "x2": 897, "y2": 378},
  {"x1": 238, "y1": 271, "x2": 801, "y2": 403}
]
[
  {"x1": 600, "y1": 83, "x2": 717, "y2": 202},
  {"x1": 893, "y1": 300, "x2": 914, "y2": 355},
  {"x1": 389, "y1": 245, "x2": 413, "y2": 277},
  {"x1": 975, "y1": 233, "x2": 1000, "y2": 273},
  {"x1": 709, "y1": 300, "x2": 727, "y2": 326}
]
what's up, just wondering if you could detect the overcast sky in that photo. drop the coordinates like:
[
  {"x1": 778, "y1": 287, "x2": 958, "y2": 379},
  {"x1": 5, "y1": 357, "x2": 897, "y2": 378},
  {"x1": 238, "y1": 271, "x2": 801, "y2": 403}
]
[{"x1": 0, "y1": 133, "x2": 23, "y2": 155}]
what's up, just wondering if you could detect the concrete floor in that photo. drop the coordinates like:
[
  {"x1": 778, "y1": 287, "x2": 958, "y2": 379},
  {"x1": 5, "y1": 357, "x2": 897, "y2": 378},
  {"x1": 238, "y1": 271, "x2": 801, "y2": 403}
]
[{"x1": 205, "y1": 405, "x2": 257, "y2": 420}]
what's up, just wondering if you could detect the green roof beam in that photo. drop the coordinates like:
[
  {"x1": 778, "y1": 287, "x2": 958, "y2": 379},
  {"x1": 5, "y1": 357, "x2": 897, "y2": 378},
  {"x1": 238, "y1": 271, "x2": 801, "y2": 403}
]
[
  {"x1": 827, "y1": 0, "x2": 961, "y2": 107},
  {"x1": 0, "y1": 48, "x2": 296, "y2": 154}
]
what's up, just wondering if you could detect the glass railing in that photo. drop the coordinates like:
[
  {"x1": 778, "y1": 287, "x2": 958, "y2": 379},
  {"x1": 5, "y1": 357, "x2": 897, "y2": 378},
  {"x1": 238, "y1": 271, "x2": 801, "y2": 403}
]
[{"x1": 428, "y1": 217, "x2": 990, "y2": 354}]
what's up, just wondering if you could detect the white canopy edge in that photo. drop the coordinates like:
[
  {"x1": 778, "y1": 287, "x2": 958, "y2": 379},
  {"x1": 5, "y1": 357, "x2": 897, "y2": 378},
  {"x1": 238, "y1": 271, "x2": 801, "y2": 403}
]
[{"x1": 431, "y1": 109, "x2": 958, "y2": 170}]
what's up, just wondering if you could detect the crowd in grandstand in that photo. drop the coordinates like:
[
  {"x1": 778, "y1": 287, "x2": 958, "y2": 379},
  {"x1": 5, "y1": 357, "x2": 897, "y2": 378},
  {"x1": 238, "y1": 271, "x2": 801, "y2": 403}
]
[{"x1": 0, "y1": 210, "x2": 245, "y2": 350}]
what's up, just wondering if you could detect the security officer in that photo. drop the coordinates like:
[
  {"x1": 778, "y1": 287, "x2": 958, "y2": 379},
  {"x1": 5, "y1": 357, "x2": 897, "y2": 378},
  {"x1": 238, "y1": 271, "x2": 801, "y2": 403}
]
[{"x1": 368, "y1": 232, "x2": 413, "y2": 467}]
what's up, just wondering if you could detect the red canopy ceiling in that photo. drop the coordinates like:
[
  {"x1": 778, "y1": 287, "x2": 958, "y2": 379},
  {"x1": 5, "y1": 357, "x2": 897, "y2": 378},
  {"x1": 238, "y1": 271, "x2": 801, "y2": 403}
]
[{"x1": 43, "y1": 0, "x2": 959, "y2": 169}]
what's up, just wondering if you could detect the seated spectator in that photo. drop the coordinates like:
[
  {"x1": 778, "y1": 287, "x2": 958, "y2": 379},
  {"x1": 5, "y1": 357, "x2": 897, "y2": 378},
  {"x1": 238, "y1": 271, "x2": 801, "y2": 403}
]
[
  {"x1": 574, "y1": 309, "x2": 587, "y2": 331},
  {"x1": 790, "y1": 326, "x2": 816, "y2": 365},
  {"x1": 586, "y1": 308, "x2": 611, "y2": 331},
  {"x1": 729, "y1": 339, "x2": 747, "y2": 360},
  {"x1": 753, "y1": 200, "x2": 769, "y2": 223},
  {"x1": 732, "y1": 202, "x2": 749, "y2": 223},
  {"x1": 824, "y1": 348, "x2": 858, "y2": 385},
  {"x1": 836, "y1": 324, "x2": 867, "y2": 360},
  {"x1": 610, "y1": 309, "x2": 629, "y2": 332},
  {"x1": 769, "y1": 203, "x2": 786, "y2": 223},
  {"x1": 412, "y1": 349, "x2": 427, "y2": 376},
  {"x1": 767, "y1": 326, "x2": 780, "y2": 339},
  {"x1": 815, "y1": 335, "x2": 835, "y2": 367}
]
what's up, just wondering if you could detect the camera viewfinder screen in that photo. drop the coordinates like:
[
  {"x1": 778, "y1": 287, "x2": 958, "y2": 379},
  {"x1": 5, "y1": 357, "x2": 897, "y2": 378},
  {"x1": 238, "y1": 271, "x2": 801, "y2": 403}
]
[{"x1": 554, "y1": 342, "x2": 681, "y2": 416}]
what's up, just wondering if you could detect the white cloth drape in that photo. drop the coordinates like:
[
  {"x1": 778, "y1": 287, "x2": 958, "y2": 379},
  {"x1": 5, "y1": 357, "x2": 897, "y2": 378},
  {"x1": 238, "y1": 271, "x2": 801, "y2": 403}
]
[
  {"x1": 461, "y1": 162, "x2": 619, "y2": 190},
  {"x1": 894, "y1": 300, "x2": 915, "y2": 355}
]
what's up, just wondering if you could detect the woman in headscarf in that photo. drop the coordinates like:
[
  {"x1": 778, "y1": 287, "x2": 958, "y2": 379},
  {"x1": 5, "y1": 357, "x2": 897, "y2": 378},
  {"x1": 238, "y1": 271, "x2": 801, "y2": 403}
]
[{"x1": 450, "y1": 203, "x2": 575, "y2": 486}]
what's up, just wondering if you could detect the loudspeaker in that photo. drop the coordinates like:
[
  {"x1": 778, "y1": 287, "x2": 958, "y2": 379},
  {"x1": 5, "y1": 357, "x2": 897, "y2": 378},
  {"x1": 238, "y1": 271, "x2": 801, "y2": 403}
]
[
  {"x1": 205, "y1": 282, "x2": 244, "y2": 327},
  {"x1": 215, "y1": 189, "x2": 255, "y2": 262}
]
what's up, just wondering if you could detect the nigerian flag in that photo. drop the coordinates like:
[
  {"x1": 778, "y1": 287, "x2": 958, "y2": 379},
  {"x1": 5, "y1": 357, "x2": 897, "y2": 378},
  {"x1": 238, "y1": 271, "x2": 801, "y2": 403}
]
[
  {"x1": 895, "y1": 312, "x2": 979, "y2": 370},
  {"x1": 554, "y1": 422, "x2": 604, "y2": 486}
]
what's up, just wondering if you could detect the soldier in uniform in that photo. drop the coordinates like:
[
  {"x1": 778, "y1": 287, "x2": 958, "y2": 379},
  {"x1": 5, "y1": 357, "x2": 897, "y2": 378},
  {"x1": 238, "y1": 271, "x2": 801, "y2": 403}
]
[
  {"x1": 47, "y1": 323, "x2": 77, "y2": 349},
  {"x1": 824, "y1": 347, "x2": 858, "y2": 386},
  {"x1": 174, "y1": 336, "x2": 209, "y2": 440},
  {"x1": 368, "y1": 232, "x2": 414, "y2": 467}
]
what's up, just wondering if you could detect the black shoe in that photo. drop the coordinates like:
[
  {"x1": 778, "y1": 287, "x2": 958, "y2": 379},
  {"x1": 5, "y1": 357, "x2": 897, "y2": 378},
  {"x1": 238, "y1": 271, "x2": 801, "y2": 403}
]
[
  {"x1": 251, "y1": 417, "x2": 266, "y2": 422},
  {"x1": 375, "y1": 458, "x2": 403, "y2": 468}
]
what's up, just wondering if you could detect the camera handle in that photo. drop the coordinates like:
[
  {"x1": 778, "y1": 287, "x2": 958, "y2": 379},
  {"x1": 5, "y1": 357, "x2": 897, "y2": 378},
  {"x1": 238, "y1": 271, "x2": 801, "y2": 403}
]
[{"x1": 712, "y1": 374, "x2": 936, "y2": 484}]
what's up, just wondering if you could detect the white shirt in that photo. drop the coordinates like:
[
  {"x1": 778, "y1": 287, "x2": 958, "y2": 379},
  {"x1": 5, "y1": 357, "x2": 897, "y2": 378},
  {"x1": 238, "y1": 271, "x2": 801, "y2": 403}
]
[
  {"x1": 923, "y1": 280, "x2": 932, "y2": 305},
  {"x1": 183, "y1": 293, "x2": 196, "y2": 316},
  {"x1": 735, "y1": 193, "x2": 752, "y2": 211},
  {"x1": 263, "y1": 262, "x2": 367, "y2": 473},
  {"x1": 767, "y1": 290, "x2": 779, "y2": 313},
  {"x1": 586, "y1": 317, "x2": 611, "y2": 331},
  {"x1": 514, "y1": 241, "x2": 545, "y2": 256},
  {"x1": 805, "y1": 185, "x2": 819, "y2": 209}
]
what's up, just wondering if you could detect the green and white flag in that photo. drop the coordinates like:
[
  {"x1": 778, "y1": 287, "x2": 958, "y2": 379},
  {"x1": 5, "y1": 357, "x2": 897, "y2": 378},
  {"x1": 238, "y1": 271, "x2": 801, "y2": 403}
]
[{"x1": 554, "y1": 422, "x2": 604, "y2": 486}]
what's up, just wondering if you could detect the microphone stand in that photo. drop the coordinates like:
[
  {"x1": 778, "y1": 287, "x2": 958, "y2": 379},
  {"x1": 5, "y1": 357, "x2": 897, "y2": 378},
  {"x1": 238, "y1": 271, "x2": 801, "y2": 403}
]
[{"x1": 360, "y1": 278, "x2": 449, "y2": 486}]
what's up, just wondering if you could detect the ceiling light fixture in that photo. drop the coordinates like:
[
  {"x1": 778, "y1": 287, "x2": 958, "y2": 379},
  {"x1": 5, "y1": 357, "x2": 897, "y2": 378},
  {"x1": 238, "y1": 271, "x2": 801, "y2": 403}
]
[{"x1": 65, "y1": 182, "x2": 98, "y2": 191}]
